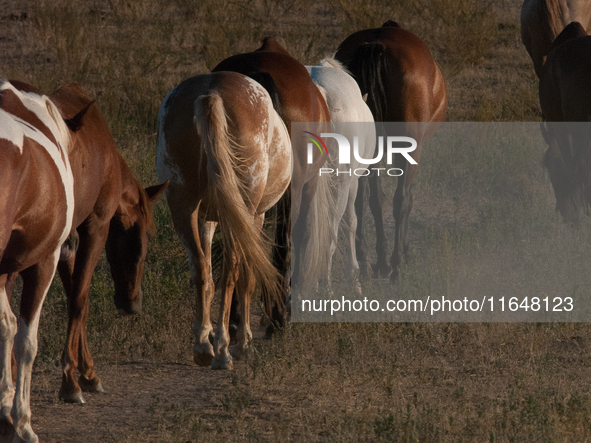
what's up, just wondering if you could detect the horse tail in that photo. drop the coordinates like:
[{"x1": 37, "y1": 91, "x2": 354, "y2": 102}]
[
  {"x1": 195, "y1": 94, "x2": 281, "y2": 316},
  {"x1": 298, "y1": 162, "x2": 339, "y2": 291},
  {"x1": 346, "y1": 42, "x2": 390, "y2": 122}
]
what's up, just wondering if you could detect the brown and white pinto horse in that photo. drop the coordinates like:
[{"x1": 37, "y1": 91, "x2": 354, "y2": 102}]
[
  {"x1": 6, "y1": 82, "x2": 168, "y2": 406},
  {"x1": 335, "y1": 21, "x2": 448, "y2": 282},
  {"x1": 539, "y1": 22, "x2": 591, "y2": 224},
  {"x1": 212, "y1": 38, "x2": 331, "y2": 322},
  {"x1": 521, "y1": 0, "x2": 591, "y2": 78},
  {"x1": 0, "y1": 80, "x2": 79, "y2": 443},
  {"x1": 157, "y1": 71, "x2": 291, "y2": 369}
]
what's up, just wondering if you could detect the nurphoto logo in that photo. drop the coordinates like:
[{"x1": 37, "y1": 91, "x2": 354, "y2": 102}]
[{"x1": 303, "y1": 131, "x2": 418, "y2": 176}]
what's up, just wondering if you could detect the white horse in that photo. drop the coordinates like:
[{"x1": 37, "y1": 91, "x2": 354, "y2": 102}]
[{"x1": 303, "y1": 59, "x2": 376, "y2": 294}]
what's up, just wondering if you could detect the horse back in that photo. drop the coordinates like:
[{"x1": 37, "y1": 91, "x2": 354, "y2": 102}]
[
  {"x1": 336, "y1": 24, "x2": 447, "y2": 126},
  {"x1": 212, "y1": 39, "x2": 330, "y2": 129},
  {"x1": 50, "y1": 84, "x2": 123, "y2": 226}
]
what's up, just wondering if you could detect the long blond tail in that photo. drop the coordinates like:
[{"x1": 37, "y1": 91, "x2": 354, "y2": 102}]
[{"x1": 195, "y1": 94, "x2": 281, "y2": 314}]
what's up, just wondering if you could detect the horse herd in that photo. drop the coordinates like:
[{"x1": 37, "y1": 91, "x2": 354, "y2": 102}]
[{"x1": 1, "y1": 0, "x2": 591, "y2": 440}]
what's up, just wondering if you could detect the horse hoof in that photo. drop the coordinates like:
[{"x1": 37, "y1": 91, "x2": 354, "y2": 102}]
[
  {"x1": 193, "y1": 350, "x2": 214, "y2": 367},
  {"x1": 79, "y1": 376, "x2": 104, "y2": 393},
  {"x1": 0, "y1": 416, "x2": 15, "y2": 441},
  {"x1": 259, "y1": 315, "x2": 271, "y2": 327},
  {"x1": 230, "y1": 345, "x2": 250, "y2": 361},
  {"x1": 228, "y1": 324, "x2": 237, "y2": 340},
  {"x1": 211, "y1": 355, "x2": 233, "y2": 370},
  {"x1": 265, "y1": 323, "x2": 276, "y2": 338},
  {"x1": 358, "y1": 262, "x2": 372, "y2": 278},
  {"x1": 371, "y1": 262, "x2": 391, "y2": 279},
  {"x1": 58, "y1": 389, "x2": 86, "y2": 404}
]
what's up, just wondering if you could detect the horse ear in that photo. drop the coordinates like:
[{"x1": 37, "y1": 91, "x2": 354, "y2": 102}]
[
  {"x1": 362, "y1": 93, "x2": 368, "y2": 102},
  {"x1": 64, "y1": 100, "x2": 95, "y2": 132},
  {"x1": 145, "y1": 181, "x2": 169, "y2": 202}
]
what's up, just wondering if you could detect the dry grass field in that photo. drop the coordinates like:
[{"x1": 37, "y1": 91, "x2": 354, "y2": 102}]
[{"x1": 2, "y1": 0, "x2": 591, "y2": 441}]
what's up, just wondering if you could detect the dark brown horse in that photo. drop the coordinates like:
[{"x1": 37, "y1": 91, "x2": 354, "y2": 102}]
[
  {"x1": 212, "y1": 38, "x2": 331, "y2": 321},
  {"x1": 539, "y1": 22, "x2": 591, "y2": 223},
  {"x1": 521, "y1": 0, "x2": 591, "y2": 78},
  {"x1": 335, "y1": 21, "x2": 448, "y2": 282},
  {"x1": 6, "y1": 82, "x2": 168, "y2": 405},
  {"x1": 157, "y1": 71, "x2": 291, "y2": 369},
  {"x1": 0, "y1": 80, "x2": 83, "y2": 443}
]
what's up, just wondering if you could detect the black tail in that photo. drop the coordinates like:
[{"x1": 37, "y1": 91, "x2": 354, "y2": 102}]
[{"x1": 347, "y1": 42, "x2": 389, "y2": 122}]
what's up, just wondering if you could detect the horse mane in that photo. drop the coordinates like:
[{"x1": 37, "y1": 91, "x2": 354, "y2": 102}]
[
  {"x1": 50, "y1": 83, "x2": 93, "y2": 118},
  {"x1": 550, "y1": 21, "x2": 588, "y2": 50},
  {"x1": 136, "y1": 184, "x2": 157, "y2": 236},
  {"x1": 542, "y1": 0, "x2": 571, "y2": 43}
]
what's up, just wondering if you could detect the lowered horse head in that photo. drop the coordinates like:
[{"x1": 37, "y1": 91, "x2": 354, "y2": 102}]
[
  {"x1": 106, "y1": 172, "x2": 167, "y2": 315},
  {"x1": 521, "y1": 0, "x2": 591, "y2": 78},
  {"x1": 539, "y1": 22, "x2": 591, "y2": 224}
]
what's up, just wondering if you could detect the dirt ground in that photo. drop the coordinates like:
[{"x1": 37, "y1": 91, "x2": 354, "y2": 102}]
[{"x1": 30, "y1": 362, "x2": 231, "y2": 442}]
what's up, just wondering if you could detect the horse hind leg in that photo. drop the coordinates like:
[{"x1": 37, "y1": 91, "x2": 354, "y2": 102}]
[
  {"x1": 232, "y1": 214, "x2": 264, "y2": 360},
  {"x1": 58, "y1": 222, "x2": 109, "y2": 404},
  {"x1": 368, "y1": 172, "x2": 391, "y2": 278},
  {"x1": 390, "y1": 163, "x2": 417, "y2": 283},
  {"x1": 211, "y1": 251, "x2": 239, "y2": 370},
  {"x1": 342, "y1": 179, "x2": 362, "y2": 294},
  {"x1": 0, "y1": 274, "x2": 18, "y2": 440},
  {"x1": 187, "y1": 208, "x2": 217, "y2": 367},
  {"x1": 354, "y1": 176, "x2": 371, "y2": 278}
]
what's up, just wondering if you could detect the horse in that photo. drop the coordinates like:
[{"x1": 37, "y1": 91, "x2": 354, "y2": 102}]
[
  {"x1": 156, "y1": 71, "x2": 291, "y2": 369},
  {"x1": 6, "y1": 81, "x2": 168, "y2": 406},
  {"x1": 212, "y1": 38, "x2": 332, "y2": 320},
  {"x1": 539, "y1": 22, "x2": 591, "y2": 224},
  {"x1": 521, "y1": 0, "x2": 591, "y2": 78},
  {"x1": 0, "y1": 80, "x2": 82, "y2": 443},
  {"x1": 304, "y1": 58, "x2": 376, "y2": 294},
  {"x1": 335, "y1": 21, "x2": 448, "y2": 283}
]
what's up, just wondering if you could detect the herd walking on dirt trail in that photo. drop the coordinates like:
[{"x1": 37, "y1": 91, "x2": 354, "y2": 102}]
[{"x1": 1, "y1": 0, "x2": 591, "y2": 441}]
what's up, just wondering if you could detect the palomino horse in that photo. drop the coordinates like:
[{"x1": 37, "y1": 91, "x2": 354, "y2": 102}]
[
  {"x1": 6, "y1": 82, "x2": 168, "y2": 405},
  {"x1": 539, "y1": 22, "x2": 591, "y2": 224},
  {"x1": 335, "y1": 21, "x2": 448, "y2": 282},
  {"x1": 0, "y1": 80, "x2": 81, "y2": 443},
  {"x1": 304, "y1": 59, "x2": 376, "y2": 294},
  {"x1": 212, "y1": 38, "x2": 331, "y2": 318},
  {"x1": 156, "y1": 71, "x2": 291, "y2": 369},
  {"x1": 521, "y1": 0, "x2": 591, "y2": 78}
]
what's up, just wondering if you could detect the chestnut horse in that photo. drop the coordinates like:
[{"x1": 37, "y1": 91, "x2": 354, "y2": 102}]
[
  {"x1": 521, "y1": 0, "x2": 591, "y2": 78},
  {"x1": 0, "y1": 80, "x2": 80, "y2": 443},
  {"x1": 335, "y1": 21, "x2": 448, "y2": 282},
  {"x1": 156, "y1": 71, "x2": 291, "y2": 369},
  {"x1": 539, "y1": 22, "x2": 591, "y2": 223},
  {"x1": 212, "y1": 38, "x2": 331, "y2": 320},
  {"x1": 6, "y1": 82, "x2": 168, "y2": 406}
]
